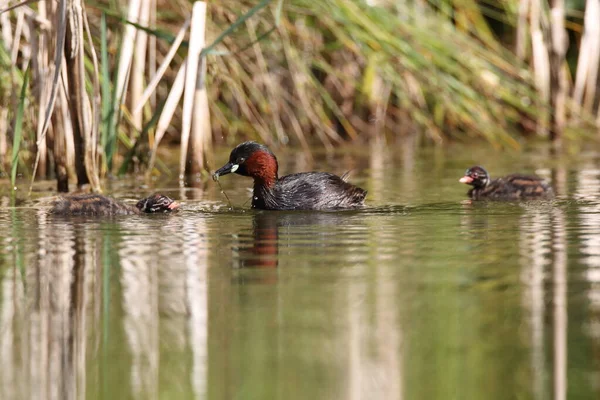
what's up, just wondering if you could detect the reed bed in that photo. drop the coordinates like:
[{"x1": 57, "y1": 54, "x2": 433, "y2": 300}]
[{"x1": 0, "y1": 0, "x2": 598, "y2": 192}]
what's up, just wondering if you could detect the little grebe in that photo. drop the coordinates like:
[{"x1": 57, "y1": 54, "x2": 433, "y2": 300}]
[
  {"x1": 213, "y1": 142, "x2": 367, "y2": 210},
  {"x1": 459, "y1": 166, "x2": 554, "y2": 200},
  {"x1": 51, "y1": 193, "x2": 179, "y2": 216}
]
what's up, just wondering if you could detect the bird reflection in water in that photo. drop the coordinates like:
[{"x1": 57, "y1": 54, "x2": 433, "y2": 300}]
[
  {"x1": 232, "y1": 213, "x2": 280, "y2": 288},
  {"x1": 232, "y1": 211, "x2": 362, "y2": 284},
  {"x1": 238, "y1": 212, "x2": 280, "y2": 269}
]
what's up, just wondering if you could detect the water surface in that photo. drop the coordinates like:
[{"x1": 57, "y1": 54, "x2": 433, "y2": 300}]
[{"x1": 1, "y1": 142, "x2": 599, "y2": 399}]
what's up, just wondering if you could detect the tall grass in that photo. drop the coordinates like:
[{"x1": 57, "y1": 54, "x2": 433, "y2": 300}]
[{"x1": 0, "y1": 0, "x2": 599, "y2": 193}]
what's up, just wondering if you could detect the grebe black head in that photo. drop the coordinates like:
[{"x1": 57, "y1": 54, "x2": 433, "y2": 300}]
[
  {"x1": 213, "y1": 141, "x2": 278, "y2": 186},
  {"x1": 459, "y1": 166, "x2": 490, "y2": 189}
]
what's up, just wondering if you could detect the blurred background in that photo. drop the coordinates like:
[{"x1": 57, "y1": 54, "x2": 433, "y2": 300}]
[{"x1": 0, "y1": 0, "x2": 599, "y2": 191}]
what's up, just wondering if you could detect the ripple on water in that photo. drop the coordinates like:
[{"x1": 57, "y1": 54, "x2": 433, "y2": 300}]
[{"x1": 3, "y1": 160, "x2": 600, "y2": 399}]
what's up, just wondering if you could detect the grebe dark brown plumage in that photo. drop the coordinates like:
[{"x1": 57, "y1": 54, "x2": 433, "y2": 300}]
[
  {"x1": 51, "y1": 193, "x2": 179, "y2": 216},
  {"x1": 459, "y1": 166, "x2": 554, "y2": 200},
  {"x1": 213, "y1": 142, "x2": 366, "y2": 210}
]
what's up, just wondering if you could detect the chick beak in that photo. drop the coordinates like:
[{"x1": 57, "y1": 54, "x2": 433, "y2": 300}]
[{"x1": 459, "y1": 176, "x2": 473, "y2": 184}]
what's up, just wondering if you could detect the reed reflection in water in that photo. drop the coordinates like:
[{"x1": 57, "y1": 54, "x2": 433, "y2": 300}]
[
  {"x1": 0, "y1": 166, "x2": 599, "y2": 399},
  {"x1": 0, "y1": 211, "x2": 209, "y2": 400}
]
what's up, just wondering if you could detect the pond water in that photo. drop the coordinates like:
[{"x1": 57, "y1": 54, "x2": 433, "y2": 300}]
[{"x1": 1, "y1": 140, "x2": 600, "y2": 400}]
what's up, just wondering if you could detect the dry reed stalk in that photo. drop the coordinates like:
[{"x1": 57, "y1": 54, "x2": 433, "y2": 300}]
[
  {"x1": 582, "y1": 0, "x2": 599, "y2": 114},
  {"x1": 364, "y1": 53, "x2": 388, "y2": 136},
  {"x1": 9, "y1": 10, "x2": 24, "y2": 65},
  {"x1": 572, "y1": 49, "x2": 589, "y2": 109},
  {"x1": 60, "y1": 79, "x2": 76, "y2": 177},
  {"x1": 516, "y1": 0, "x2": 530, "y2": 59},
  {"x1": 31, "y1": 0, "x2": 67, "y2": 191},
  {"x1": 573, "y1": 0, "x2": 600, "y2": 117},
  {"x1": 13, "y1": 5, "x2": 51, "y2": 27},
  {"x1": 38, "y1": 1, "x2": 55, "y2": 178},
  {"x1": 189, "y1": 51, "x2": 211, "y2": 175},
  {"x1": 28, "y1": 13, "x2": 47, "y2": 177},
  {"x1": 373, "y1": 81, "x2": 391, "y2": 136},
  {"x1": 180, "y1": 1, "x2": 208, "y2": 179},
  {"x1": 149, "y1": 0, "x2": 157, "y2": 108},
  {"x1": 19, "y1": 12, "x2": 31, "y2": 70},
  {"x1": 65, "y1": 0, "x2": 95, "y2": 188},
  {"x1": 36, "y1": 1, "x2": 50, "y2": 173},
  {"x1": 0, "y1": 11, "x2": 11, "y2": 166},
  {"x1": 114, "y1": 0, "x2": 141, "y2": 113},
  {"x1": 146, "y1": 59, "x2": 186, "y2": 178},
  {"x1": 569, "y1": 0, "x2": 600, "y2": 123},
  {"x1": 82, "y1": 4, "x2": 102, "y2": 190},
  {"x1": 1, "y1": 9, "x2": 13, "y2": 47},
  {"x1": 549, "y1": 0, "x2": 568, "y2": 144},
  {"x1": 53, "y1": 85, "x2": 69, "y2": 191},
  {"x1": 132, "y1": 17, "x2": 190, "y2": 117},
  {"x1": 530, "y1": 0, "x2": 550, "y2": 137},
  {"x1": 131, "y1": 0, "x2": 150, "y2": 132}
]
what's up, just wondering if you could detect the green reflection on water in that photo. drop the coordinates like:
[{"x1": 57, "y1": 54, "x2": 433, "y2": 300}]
[{"x1": 0, "y1": 144, "x2": 599, "y2": 400}]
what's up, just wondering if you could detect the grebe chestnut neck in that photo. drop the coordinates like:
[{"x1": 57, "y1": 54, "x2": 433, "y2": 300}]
[
  {"x1": 459, "y1": 166, "x2": 554, "y2": 200},
  {"x1": 51, "y1": 193, "x2": 179, "y2": 216},
  {"x1": 213, "y1": 141, "x2": 367, "y2": 210}
]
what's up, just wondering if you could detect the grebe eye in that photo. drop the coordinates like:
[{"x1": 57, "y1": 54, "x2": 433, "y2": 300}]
[{"x1": 239, "y1": 157, "x2": 245, "y2": 163}]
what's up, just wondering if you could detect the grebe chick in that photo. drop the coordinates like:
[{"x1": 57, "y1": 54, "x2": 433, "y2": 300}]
[
  {"x1": 459, "y1": 166, "x2": 554, "y2": 200},
  {"x1": 51, "y1": 193, "x2": 179, "y2": 216}
]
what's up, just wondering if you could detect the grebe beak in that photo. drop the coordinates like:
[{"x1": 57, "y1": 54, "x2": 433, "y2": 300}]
[
  {"x1": 459, "y1": 176, "x2": 473, "y2": 184},
  {"x1": 213, "y1": 163, "x2": 239, "y2": 180},
  {"x1": 168, "y1": 201, "x2": 180, "y2": 210}
]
